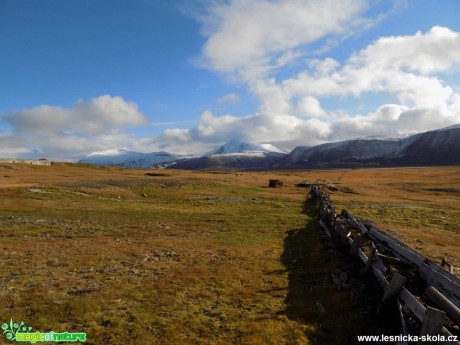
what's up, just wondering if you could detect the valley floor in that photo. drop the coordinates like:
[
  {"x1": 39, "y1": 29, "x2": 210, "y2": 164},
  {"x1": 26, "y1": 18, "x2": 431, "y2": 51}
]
[{"x1": 0, "y1": 164, "x2": 458, "y2": 344}]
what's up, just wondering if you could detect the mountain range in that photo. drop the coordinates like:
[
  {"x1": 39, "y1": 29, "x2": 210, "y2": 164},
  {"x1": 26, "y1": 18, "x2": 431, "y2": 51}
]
[{"x1": 78, "y1": 124, "x2": 460, "y2": 170}]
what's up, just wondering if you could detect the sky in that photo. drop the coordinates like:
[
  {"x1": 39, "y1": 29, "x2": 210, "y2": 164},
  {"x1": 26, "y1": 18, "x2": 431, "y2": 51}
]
[{"x1": 1, "y1": 0, "x2": 460, "y2": 161}]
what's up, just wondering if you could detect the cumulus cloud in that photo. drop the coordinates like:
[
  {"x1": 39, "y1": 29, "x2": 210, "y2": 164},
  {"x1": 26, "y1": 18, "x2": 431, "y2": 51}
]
[
  {"x1": 349, "y1": 26, "x2": 460, "y2": 75},
  {"x1": 199, "y1": 0, "x2": 371, "y2": 79},
  {"x1": 0, "y1": 95, "x2": 149, "y2": 160},
  {"x1": 4, "y1": 95, "x2": 147, "y2": 134},
  {"x1": 147, "y1": 109, "x2": 332, "y2": 153},
  {"x1": 279, "y1": 26, "x2": 460, "y2": 105}
]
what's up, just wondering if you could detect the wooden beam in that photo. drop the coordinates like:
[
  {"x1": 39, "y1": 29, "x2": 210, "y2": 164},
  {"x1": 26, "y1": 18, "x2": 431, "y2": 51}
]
[
  {"x1": 425, "y1": 286, "x2": 460, "y2": 327},
  {"x1": 418, "y1": 307, "x2": 446, "y2": 345}
]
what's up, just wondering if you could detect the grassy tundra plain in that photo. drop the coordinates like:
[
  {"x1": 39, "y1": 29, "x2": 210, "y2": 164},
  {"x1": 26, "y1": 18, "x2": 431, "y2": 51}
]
[{"x1": 0, "y1": 163, "x2": 459, "y2": 344}]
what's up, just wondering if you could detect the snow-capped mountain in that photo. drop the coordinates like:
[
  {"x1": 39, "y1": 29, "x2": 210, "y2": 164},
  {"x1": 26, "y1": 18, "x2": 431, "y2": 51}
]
[
  {"x1": 280, "y1": 124, "x2": 460, "y2": 169},
  {"x1": 280, "y1": 138, "x2": 404, "y2": 168},
  {"x1": 78, "y1": 149, "x2": 180, "y2": 168},
  {"x1": 204, "y1": 139, "x2": 286, "y2": 156},
  {"x1": 169, "y1": 140, "x2": 287, "y2": 170},
  {"x1": 384, "y1": 125, "x2": 460, "y2": 166},
  {"x1": 79, "y1": 149, "x2": 139, "y2": 166}
]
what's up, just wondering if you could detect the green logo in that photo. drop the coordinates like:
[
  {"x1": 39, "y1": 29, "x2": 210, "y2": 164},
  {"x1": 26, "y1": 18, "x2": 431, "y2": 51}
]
[
  {"x1": 2, "y1": 320, "x2": 33, "y2": 341},
  {"x1": 2, "y1": 319, "x2": 86, "y2": 343}
]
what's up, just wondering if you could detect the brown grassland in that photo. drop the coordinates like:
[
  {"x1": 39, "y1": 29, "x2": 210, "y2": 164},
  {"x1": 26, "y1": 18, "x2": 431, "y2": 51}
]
[{"x1": 0, "y1": 163, "x2": 459, "y2": 344}]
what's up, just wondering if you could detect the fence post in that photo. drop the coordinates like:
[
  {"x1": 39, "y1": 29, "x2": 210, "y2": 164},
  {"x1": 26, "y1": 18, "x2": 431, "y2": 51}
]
[
  {"x1": 418, "y1": 307, "x2": 446, "y2": 345},
  {"x1": 382, "y1": 273, "x2": 406, "y2": 303}
]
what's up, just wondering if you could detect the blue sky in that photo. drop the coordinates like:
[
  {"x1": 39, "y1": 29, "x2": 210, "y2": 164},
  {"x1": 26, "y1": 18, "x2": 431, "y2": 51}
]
[{"x1": 1, "y1": 0, "x2": 460, "y2": 160}]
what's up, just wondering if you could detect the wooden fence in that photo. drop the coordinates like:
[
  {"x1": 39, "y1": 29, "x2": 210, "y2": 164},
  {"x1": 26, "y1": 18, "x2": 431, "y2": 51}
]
[{"x1": 309, "y1": 184, "x2": 460, "y2": 344}]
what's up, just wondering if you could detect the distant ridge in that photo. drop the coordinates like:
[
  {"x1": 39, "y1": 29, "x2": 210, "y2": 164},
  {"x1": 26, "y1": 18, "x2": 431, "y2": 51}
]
[
  {"x1": 78, "y1": 124, "x2": 460, "y2": 169},
  {"x1": 279, "y1": 124, "x2": 460, "y2": 169}
]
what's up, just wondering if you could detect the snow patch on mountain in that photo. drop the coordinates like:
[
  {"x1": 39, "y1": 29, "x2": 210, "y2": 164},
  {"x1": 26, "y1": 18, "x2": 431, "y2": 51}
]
[
  {"x1": 79, "y1": 150, "x2": 179, "y2": 168},
  {"x1": 204, "y1": 140, "x2": 285, "y2": 156}
]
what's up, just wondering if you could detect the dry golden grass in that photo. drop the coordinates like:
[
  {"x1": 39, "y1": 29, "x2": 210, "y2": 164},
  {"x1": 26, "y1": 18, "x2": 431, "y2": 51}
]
[{"x1": 0, "y1": 163, "x2": 458, "y2": 344}]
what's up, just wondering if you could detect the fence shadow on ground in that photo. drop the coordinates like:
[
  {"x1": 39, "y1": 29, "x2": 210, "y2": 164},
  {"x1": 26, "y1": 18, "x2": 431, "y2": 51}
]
[{"x1": 280, "y1": 198, "x2": 362, "y2": 344}]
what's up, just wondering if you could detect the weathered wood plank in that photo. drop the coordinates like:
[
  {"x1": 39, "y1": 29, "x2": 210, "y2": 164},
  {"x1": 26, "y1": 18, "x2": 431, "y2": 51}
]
[
  {"x1": 397, "y1": 298, "x2": 409, "y2": 344},
  {"x1": 342, "y1": 210, "x2": 368, "y2": 234},
  {"x1": 372, "y1": 265, "x2": 389, "y2": 289},
  {"x1": 382, "y1": 273, "x2": 407, "y2": 303},
  {"x1": 368, "y1": 225, "x2": 460, "y2": 307},
  {"x1": 399, "y1": 287, "x2": 426, "y2": 322},
  {"x1": 399, "y1": 288, "x2": 457, "y2": 344},
  {"x1": 419, "y1": 307, "x2": 446, "y2": 345},
  {"x1": 425, "y1": 286, "x2": 460, "y2": 327}
]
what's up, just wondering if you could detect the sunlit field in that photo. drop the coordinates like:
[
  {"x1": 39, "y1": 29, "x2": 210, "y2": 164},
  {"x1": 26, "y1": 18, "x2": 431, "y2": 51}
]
[{"x1": 0, "y1": 163, "x2": 458, "y2": 344}]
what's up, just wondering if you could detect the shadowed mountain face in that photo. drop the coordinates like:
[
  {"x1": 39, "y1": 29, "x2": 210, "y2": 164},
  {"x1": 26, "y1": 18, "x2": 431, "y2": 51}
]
[
  {"x1": 280, "y1": 139, "x2": 404, "y2": 168},
  {"x1": 384, "y1": 125, "x2": 460, "y2": 166},
  {"x1": 280, "y1": 125, "x2": 460, "y2": 169},
  {"x1": 169, "y1": 152, "x2": 286, "y2": 170}
]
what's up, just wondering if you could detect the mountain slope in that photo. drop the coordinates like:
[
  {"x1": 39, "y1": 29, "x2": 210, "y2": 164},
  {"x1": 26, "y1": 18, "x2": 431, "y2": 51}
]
[
  {"x1": 79, "y1": 149, "x2": 180, "y2": 168},
  {"x1": 384, "y1": 125, "x2": 460, "y2": 166},
  {"x1": 281, "y1": 124, "x2": 460, "y2": 169},
  {"x1": 280, "y1": 138, "x2": 404, "y2": 168},
  {"x1": 204, "y1": 139, "x2": 285, "y2": 155},
  {"x1": 170, "y1": 140, "x2": 287, "y2": 170},
  {"x1": 170, "y1": 152, "x2": 285, "y2": 170}
]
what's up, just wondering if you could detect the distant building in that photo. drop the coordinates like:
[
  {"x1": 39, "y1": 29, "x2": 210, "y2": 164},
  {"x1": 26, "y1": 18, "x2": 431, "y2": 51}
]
[{"x1": 0, "y1": 158, "x2": 51, "y2": 165}]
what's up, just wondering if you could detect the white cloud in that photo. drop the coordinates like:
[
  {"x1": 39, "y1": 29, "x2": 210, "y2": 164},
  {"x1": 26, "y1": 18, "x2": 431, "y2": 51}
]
[
  {"x1": 0, "y1": 95, "x2": 149, "y2": 160},
  {"x1": 297, "y1": 96, "x2": 326, "y2": 118},
  {"x1": 199, "y1": 0, "x2": 370, "y2": 79},
  {"x1": 4, "y1": 95, "x2": 147, "y2": 134},
  {"x1": 147, "y1": 109, "x2": 331, "y2": 153},
  {"x1": 281, "y1": 26, "x2": 460, "y2": 106},
  {"x1": 349, "y1": 26, "x2": 460, "y2": 75}
]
